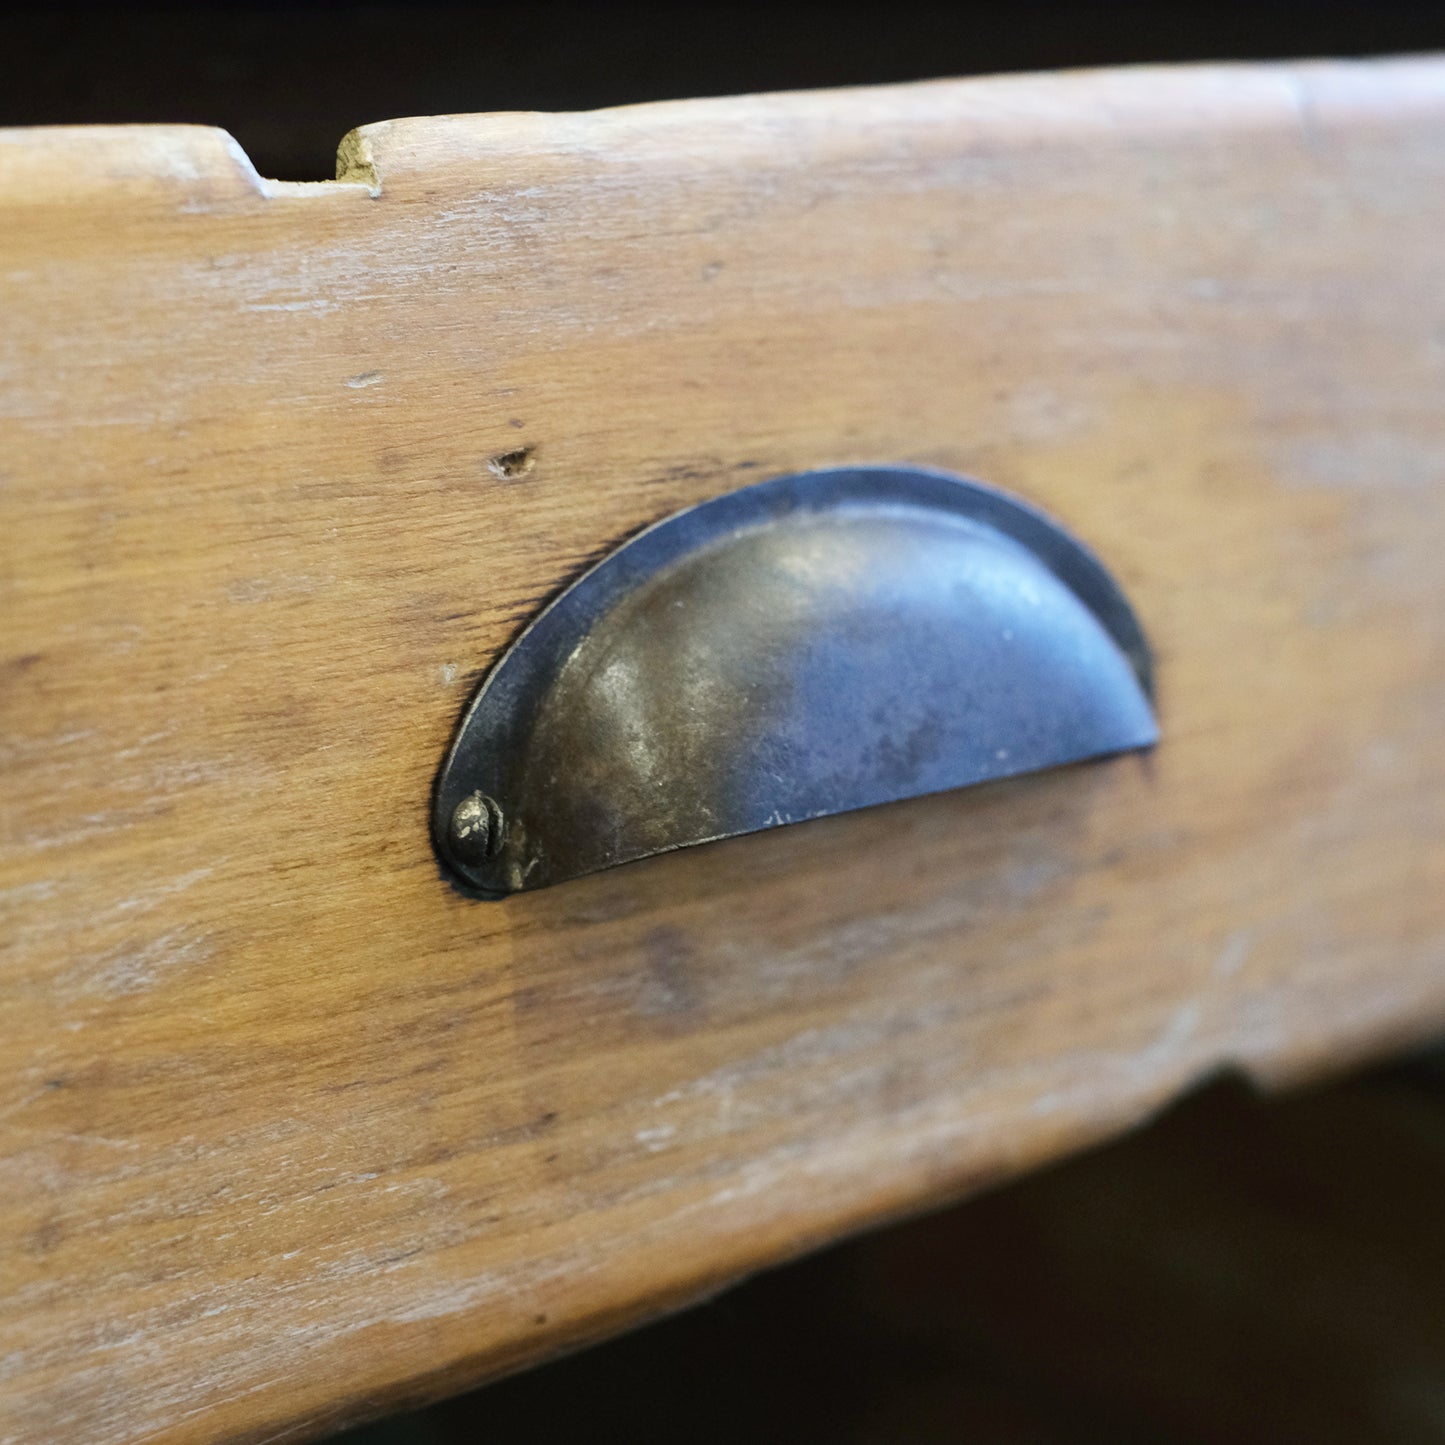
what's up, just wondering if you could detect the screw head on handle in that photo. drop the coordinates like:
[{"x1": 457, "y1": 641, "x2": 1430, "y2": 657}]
[{"x1": 448, "y1": 791, "x2": 504, "y2": 867}]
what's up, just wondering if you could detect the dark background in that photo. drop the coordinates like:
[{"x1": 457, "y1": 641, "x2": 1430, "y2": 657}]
[
  {"x1": 4, "y1": 3, "x2": 1445, "y2": 181},
  {"x1": 12, "y1": 5, "x2": 1445, "y2": 1441}
]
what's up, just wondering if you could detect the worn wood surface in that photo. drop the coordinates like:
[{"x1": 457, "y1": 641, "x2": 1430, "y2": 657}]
[
  {"x1": 423, "y1": 1069, "x2": 1445, "y2": 1445},
  {"x1": 3, "y1": 58, "x2": 1445, "y2": 1444}
]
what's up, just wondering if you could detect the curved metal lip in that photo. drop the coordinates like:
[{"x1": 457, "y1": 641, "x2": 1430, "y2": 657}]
[{"x1": 433, "y1": 465, "x2": 1156, "y2": 898}]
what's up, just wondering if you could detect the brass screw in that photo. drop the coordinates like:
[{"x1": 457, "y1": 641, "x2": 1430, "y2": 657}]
[{"x1": 448, "y1": 791, "x2": 505, "y2": 866}]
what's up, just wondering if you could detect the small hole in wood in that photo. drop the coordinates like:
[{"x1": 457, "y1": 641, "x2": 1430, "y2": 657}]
[{"x1": 486, "y1": 446, "x2": 535, "y2": 481}]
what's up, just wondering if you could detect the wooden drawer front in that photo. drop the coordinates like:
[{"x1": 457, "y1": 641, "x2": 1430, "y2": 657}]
[{"x1": 3, "y1": 58, "x2": 1445, "y2": 1444}]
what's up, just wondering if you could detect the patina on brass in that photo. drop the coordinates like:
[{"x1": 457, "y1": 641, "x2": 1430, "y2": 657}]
[{"x1": 434, "y1": 466, "x2": 1157, "y2": 897}]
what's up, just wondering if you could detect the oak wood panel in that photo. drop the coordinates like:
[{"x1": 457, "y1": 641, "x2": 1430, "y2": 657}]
[{"x1": 3, "y1": 59, "x2": 1445, "y2": 1444}]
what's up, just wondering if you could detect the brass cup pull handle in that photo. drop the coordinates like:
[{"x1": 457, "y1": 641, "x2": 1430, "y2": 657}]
[{"x1": 434, "y1": 466, "x2": 1157, "y2": 897}]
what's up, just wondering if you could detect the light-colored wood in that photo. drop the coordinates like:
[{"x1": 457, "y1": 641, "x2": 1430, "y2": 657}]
[
  {"x1": 485, "y1": 1074, "x2": 1445, "y2": 1444},
  {"x1": 3, "y1": 58, "x2": 1445, "y2": 1444}
]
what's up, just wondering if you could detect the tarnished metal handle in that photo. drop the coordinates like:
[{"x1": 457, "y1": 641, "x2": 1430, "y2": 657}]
[{"x1": 434, "y1": 466, "x2": 1157, "y2": 897}]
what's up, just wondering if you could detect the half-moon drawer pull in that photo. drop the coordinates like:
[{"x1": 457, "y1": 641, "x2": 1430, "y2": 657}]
[{"x1": 434, "y1": 465, "x2": 1157, "y2": 896}]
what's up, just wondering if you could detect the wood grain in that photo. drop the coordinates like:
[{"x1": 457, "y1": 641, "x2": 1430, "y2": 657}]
[
  {"x1": 435, "y1": 1072, "x2": 1445, "y2": 1445},
  {"x1": 3, "y1": 59, "x2": 1445, "y2": 1443}
]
